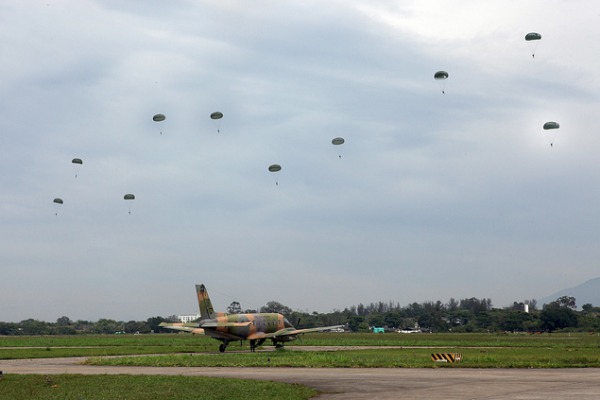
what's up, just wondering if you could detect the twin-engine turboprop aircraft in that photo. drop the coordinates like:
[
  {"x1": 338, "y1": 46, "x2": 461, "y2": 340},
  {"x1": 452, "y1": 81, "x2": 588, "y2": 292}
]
[{"x1": 160, "y1": 284, "x2": 343, "y2": 352}]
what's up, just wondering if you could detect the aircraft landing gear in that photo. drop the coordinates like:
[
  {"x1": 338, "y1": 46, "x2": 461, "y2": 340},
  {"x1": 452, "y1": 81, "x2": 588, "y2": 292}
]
[
  {"x1": 250, "y1": 338, "x2": 266, "y2": 352},
  {"x1": 219, "y1": 340, "x2": 230, "y2": 353}
]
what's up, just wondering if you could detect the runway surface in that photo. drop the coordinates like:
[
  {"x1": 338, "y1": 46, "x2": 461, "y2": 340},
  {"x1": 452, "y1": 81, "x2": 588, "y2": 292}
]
[{"x1": 2, "y1": 356, "x2": 599, "y2": 399}]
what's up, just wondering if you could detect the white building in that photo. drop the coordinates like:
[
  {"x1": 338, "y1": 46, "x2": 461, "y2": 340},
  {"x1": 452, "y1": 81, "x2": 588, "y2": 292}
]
[{"x1": 178, "y1": 314, "x2": 200, "y2": 323}]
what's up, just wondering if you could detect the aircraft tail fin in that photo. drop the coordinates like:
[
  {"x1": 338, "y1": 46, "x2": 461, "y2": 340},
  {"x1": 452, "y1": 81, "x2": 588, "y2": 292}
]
[{"x1": 196, "y1": 284, "x2": 217, "y2": 320}]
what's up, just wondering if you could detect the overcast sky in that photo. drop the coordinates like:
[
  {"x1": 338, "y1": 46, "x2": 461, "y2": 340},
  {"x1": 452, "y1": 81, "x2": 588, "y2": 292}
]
[{"x1": 2, "y1": 1, "x2": 600, "y2": 322}]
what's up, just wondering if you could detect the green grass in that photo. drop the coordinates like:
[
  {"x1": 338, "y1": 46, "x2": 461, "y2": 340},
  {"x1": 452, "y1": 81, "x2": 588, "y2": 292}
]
[
  {"x1": 0, "y1": 334, "x2": 215, "y2": 359},
  {"x1": 1, "y1": 333, "x2": 599, "y2": 399},
  {"x1": 86, "y1": 346, "x2": 600, "y2": 368},
  {"x1": 3, "y1": 332, "x2": 600, "y2": 368},
  {"x1": 0, "y1": 374, "x2": 316, "y2": 400}
]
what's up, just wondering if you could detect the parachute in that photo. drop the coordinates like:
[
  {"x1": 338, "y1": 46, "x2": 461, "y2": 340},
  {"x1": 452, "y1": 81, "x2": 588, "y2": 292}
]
[
  {"x1": 525, "y1": 32, "x2": 542, "y2": 58},
  {"x1": 434, "y1": 71, "x2": 449, "y2": 94},
  {"x1": 72, "y1": 158, "x2": 82, "y2": 178},
  {"x1": 332, "y1": 137, "x2": 345, "y2": 158},
  {"x1": 210, "y1": 112, "x2": 223, "y2": 132},
  {"x1": 53, "y1": 198, "x2": 63, "y2": 216},
  {"x1": 153, "y1": 114, "x2": 166, "y2": 135},
  {"x1": 543, "y1": 122, "x2": 559, "y2": 130},
  {"x1": 543, "y1": 121, "x2": 560, "y2": 147},
  {"x1": 268, "y1": 164, "x2": 281, "y2": 186},
  {"x1": 124, "y1": 194, "x2": 135, "y2": 214}
]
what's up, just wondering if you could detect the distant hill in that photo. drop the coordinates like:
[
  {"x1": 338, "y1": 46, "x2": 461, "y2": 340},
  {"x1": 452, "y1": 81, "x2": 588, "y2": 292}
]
[{"x1": 538, "y1": 277, "x2": 600, "y2": 309}]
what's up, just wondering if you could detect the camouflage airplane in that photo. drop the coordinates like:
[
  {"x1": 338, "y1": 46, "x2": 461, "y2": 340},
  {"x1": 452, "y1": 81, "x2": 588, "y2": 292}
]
[{"x1": 160, "y1": 284, "x2": 344, "y2": 352}]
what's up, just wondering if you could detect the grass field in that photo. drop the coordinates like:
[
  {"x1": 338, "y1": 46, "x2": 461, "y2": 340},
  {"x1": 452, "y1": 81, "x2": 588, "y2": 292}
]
[
  {"x1": 2, "y1": 332, "x2": 599, "y2": 368},
  {"x1": 0, "y1": 374, "x2": 316, "y2": 400},
  {"x1": 2, "y1": 332, "x2": 599, "y2": 399}
]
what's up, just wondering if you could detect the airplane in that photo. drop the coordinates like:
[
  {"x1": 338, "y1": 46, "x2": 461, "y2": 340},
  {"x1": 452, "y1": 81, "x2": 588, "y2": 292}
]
[{"x1": 160, "y1": 284, "x2": 344, "y2": 352}]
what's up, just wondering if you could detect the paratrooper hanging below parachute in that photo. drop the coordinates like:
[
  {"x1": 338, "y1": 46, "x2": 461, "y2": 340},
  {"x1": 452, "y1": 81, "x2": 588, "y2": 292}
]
[
  {"x1": 543, "y1": 121, "x2": 559, "y2": 147},
  {"x1": 434, "y1": 71, "x2": 449, "y2": 94},
  {"x1": 332, "y1": 137, "x2": 345, "y2": 158},
  {"x1": 124, "y1": 194, "x2": 135, "y2": 214},
  {"x1": 71, "y1": 158, "x2": 82, "y2": 178},
  {"x1": 268, "y1": 164, "x2": 281, "y2": 186},
  {"x1": 53, "y1": 198, "x2": 63, "y2": 216},
  {"x1": 153, "y1": 114, "x2": 165, "y2": 135},
  {"x1": 525, "y1": 32, "x2": 542, "y2": 58},
  {"x1": 210, "y1": 111, "x2": 223, "y2": 132}
]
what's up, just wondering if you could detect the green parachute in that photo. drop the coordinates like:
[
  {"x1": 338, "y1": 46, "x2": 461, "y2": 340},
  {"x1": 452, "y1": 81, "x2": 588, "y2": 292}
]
[
  {"x1": 543, "y1": 121, "x2": 560, "y2": 147},
  {"x1": 210, "y1": 111, "x2": 223, "y2": 132},
  {"x1": 434, "y1": 71, "x2": 449, "y2": 94},
  {"x1": 525, "y1": 32, "x2": 542, "y2": 58},
  {"x1": 153, "y1": 114, "x2": 166, "y2": 135},
  {"x1": 72, "y1": 158, "x2": 82, "y2": 178},
  {"x1": 332, "y1": 137, "x2": 345, "y2": 158},
  {"x1": 268, "y1": 164, "x2": 281, "y2": 186},
  {"x1": 124, "y1": 194, "x2": 135, "y2": 214},
  {"x1": 53, "y1": 198, "x2": 63, "y2": 216}
]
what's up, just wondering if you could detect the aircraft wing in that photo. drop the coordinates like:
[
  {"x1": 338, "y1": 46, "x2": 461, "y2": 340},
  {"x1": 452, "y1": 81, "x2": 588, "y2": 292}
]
[
  {"x1": 247, "y1": 325, "x2": 344, "y2": 340},
  {"x1": 200, "y1": 321, "x2": 252, "y2": 328},
  {"x1": 283, "y1": 325, "x2": 345, "y2": 336},
  {"x1": 159, "y1": 322, "x2": 204, "y2": 335}
]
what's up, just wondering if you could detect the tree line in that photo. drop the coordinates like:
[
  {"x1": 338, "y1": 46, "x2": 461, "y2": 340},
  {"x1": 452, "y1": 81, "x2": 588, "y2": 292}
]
[{"x1": 1, "y1": 296, "x2": 598, "y2": 336}]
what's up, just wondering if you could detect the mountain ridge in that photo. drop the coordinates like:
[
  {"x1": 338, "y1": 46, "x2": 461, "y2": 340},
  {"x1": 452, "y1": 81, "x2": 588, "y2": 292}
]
[{"x1": 538, "y1": 277, "x2": 600, "y2": 309}]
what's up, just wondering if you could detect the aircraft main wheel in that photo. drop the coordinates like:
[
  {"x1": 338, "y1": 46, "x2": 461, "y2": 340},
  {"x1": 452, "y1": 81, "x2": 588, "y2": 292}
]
[{"x1": 219, "y1": 344, "x2": 226, "y2": 353}]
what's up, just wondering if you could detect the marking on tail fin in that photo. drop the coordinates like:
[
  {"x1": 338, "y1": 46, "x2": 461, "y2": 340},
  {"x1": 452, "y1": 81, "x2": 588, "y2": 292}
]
[{"x1": 196, "y1": 284, "x2": 216, "y2": 320}]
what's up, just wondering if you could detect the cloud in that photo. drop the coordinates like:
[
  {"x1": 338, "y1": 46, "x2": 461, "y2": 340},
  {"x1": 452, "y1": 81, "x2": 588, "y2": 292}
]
[{"x1": 1, "y1": 1, "x2": 599, "y2": 321}]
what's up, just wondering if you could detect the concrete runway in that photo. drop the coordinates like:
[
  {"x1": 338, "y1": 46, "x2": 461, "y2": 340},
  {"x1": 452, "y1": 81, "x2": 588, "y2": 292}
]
[{"x1": 1, "y1": 357, "x2": 599, "y2": 399}]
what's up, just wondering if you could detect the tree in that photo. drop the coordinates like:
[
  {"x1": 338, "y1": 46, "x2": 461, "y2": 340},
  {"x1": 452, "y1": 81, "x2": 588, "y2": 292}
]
[
  {"x1": 227, "y1": 301, "x2": 242, "y2": 314},
  {"x1": 146, "y1": 316, "x2": 166, "y2": 333},
  {"x1": 556, "y1": 296, "x2": 577, "y2": 309},
  {"x1": 260, "y1": 301, "x2": 292, "y2": 317},
  {"x1": 56, "y1": 316, "x2": 72, "y2": 326},
  {"x1": 540, "y1": 302, "x2": 578, "y2": 331}
]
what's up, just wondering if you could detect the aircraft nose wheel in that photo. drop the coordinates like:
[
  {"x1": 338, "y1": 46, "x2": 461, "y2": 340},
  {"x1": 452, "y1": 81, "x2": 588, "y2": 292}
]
[{"x1": 219, "y1": 344, "x2": 226, "y2": 353}]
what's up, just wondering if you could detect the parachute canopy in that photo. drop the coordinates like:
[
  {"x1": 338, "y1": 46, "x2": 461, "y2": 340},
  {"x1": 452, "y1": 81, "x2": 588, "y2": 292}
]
[
  {"x1": 72, "y1": 158, "x2": 82, "y2": 165},
  {"x1": 434, "y1": 71, "x2": 448, "y2": 80},
  {"x1": 53, "y1": 198, "x2": 63, "y2": 204},
  {"x1": 123, "y1": 194, "x2": 135, "y2": 200},
  {"x1": 268, "y1": 164, "x2": 281, "y2": 172},
  {"x1": 525, "y1": 32, "x2": 542, "y2": 41},
  {"x1": 434, "y1": 71, "x2": 449, "y2": 94},
  {"x1": 543, "y1": 122, "x2": 560, "y2": 130},
  {"x1": 525, "y1": 32, "x2": 542, "y2": 58},
  {"x1": 332, "y1": 137, "x2": 345, "y2": 145},
  {"x1": 210, "y1": 112, "x2": 223, "y2": 120},
  {"x1": 153, "y1": 114, "x2": 166, "y2": 122}
]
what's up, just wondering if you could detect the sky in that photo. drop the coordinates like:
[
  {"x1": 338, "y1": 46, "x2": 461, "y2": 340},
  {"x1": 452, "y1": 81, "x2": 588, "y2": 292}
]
[{"x1": 2, "y1": 1, "x2": 600, "y2": 322}]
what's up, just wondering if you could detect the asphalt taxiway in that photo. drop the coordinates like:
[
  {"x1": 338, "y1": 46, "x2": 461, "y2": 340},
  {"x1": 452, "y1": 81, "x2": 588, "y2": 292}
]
[{"x1": 2, "y1": 357, "x2": 599, "y2": 399}]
